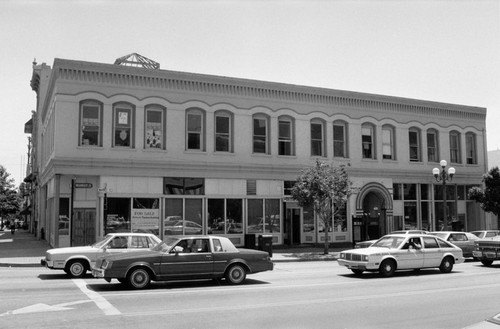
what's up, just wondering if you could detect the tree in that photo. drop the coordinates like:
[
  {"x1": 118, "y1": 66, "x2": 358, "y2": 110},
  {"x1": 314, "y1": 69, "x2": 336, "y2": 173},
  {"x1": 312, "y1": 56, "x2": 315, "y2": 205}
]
[
  {"x1": 468, "y1": 166, "x2": 500, "y2": 218},
  {"x1": 291, "y1": 159, "x2": 352, "y2": 254},
  {"x1": 0, "y1": 165, "x2": 20, "y2": 220}
]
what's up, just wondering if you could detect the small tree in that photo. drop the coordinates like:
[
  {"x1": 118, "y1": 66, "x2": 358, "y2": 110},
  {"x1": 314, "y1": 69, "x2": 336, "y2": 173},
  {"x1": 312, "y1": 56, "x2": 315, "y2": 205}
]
[
  {"x1": 0, "y1": 165, "x2": 20, "y2": 220},
  {"x1": 468, "y1": 166, "x2": 500, "y2": 219},
  {"x1": 291, "y1": 159, "x2": 352, "y2": 254}
]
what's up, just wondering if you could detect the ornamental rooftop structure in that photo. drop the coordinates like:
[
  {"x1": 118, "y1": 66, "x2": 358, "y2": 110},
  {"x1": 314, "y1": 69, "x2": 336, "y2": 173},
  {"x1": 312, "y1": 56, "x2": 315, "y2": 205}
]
[{"x1": 28, "y1": 55, "x2": 489, "y2": 248}]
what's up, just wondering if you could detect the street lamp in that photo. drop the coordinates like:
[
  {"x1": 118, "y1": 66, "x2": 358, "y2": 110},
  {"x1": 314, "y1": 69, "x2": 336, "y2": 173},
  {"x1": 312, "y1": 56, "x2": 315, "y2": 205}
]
[{"x1": 432, "y1": 160, "x2": 455, "y2": 231}]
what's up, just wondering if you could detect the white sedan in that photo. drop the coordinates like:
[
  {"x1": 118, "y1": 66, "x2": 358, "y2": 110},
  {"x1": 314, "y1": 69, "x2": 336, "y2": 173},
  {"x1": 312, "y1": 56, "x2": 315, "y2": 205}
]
[
  {"x1": 41, "y1": 233, "x2": 162, "y2": 278},
  {"x1": 338, "y1": 234, "x2": 464, "y2": 277}
]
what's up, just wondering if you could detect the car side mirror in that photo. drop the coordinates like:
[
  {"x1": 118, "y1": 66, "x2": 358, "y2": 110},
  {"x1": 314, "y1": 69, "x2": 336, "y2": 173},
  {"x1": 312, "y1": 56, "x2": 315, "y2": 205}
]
[{"x1": 171, "y1": 246, "x2": 183, "y2": 254}]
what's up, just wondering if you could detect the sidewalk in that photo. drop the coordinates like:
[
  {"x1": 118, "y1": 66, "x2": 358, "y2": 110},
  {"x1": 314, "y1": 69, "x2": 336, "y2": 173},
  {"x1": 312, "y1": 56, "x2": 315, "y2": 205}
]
[{"x1": 0, "y1": 229, "x2": 341, "y2": 267}]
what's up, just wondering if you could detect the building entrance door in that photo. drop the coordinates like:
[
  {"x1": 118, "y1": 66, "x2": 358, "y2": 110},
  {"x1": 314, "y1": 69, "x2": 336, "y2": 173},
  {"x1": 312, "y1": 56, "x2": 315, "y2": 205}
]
[
  {"x1": 285, "y1": 208, "x2": 301, "y2": 245},
  {"x1": 72, "y1": 208, "x2": 96, "y2": 246}
]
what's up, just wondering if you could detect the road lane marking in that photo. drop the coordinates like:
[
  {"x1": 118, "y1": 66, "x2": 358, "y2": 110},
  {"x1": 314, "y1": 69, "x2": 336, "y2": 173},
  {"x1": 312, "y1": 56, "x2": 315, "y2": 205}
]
[
  {"x1": 73, "y1": 279, "x2": 121, "y2": 315},
  {"x1": 0, "y1": 301, "x2": 92, "y2": 317}
]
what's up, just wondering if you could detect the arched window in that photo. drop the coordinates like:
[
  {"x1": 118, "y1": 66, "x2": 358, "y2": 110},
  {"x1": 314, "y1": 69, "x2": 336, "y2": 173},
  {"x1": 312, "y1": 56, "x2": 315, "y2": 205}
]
[
  {"x1": 361, "y1": 123, "x2": 375, "y2": 159},
  {"x1": 253, "y1": 113, "x2": 270, "y2": 154},
  {"x1": 382, "y1": 125, "x2": 395, "y2": 160},
  {"x1": 214, "y1": 110, "x2": 233, "y2": 152},
  {"x1": 113, "y1": 102, "x2": 135, "y2": 148},
  {"x1": 278, "y1": 115, "x2": 295, "y2": 156},
  {"x1": 311, "y1": 118, "x2": 326, "y2": 157},
  {"x1": 145, "y1": 104, "x2": 166, "y2": 149},
  {"x1": 79, "y1": 100, "x2": 103, "y2": 147},
  {"x1": 466, "y1": 132, "x2": 477, "y2": 165},
  {"x1": 333, "y1": 120, "x2": 348, "y2": 158},
  {"x1": 449, "y1": 130, "x2": 461, "y2": 164},
  {"x1": 186, "y1": 108, "x2": 205, "y2": 151},
  {"x1": 409, "y1": 127, "x2": 421, "y2": 162},
  {"x1": 426, "y1": 129, "x2": 439, "y2": 163}
]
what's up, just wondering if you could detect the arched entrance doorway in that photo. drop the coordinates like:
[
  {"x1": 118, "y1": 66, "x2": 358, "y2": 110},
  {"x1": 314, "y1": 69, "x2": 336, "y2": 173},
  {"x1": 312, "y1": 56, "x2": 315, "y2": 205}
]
[{"x1": 354, "y1": 182, "x2": 393, "y2": 241}]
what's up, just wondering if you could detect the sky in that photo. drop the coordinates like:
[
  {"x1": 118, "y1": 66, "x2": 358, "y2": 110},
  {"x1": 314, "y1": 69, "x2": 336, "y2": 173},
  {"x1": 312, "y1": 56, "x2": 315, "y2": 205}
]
[{"x1": 0, "y1": 0, "x2": 499, "y2": 186}]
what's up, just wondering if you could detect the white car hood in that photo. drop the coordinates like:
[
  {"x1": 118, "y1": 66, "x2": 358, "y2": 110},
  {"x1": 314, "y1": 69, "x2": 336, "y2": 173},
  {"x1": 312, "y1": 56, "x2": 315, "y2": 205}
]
[
  {"x1": 342, "y1": 247, "x2": 390, "y2": 255},
  {"x1": 47, "y1": 246, "x2": 98, "y2": 255}
]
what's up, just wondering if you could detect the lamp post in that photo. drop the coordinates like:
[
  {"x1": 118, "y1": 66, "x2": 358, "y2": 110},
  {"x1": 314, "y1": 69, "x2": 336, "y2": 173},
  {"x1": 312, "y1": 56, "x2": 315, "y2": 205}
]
[{"x1": 432, "y1": 160, "x2": 455, "y2": 231}]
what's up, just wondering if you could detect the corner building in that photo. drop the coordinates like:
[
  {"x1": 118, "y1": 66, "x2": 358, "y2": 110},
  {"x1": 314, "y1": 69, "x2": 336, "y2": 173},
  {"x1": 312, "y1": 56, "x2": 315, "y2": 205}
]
[{"x1": 27, "y1": 55, "x2": 490, "y2": 248}]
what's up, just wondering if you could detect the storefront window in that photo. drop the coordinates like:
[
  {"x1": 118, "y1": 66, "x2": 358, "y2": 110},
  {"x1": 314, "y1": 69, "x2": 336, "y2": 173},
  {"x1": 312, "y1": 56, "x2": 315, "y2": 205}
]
[
  {"x1": 106, "y1": 198, "x2": 131, "y2": 234},
  {"x1": 393, "y1": 184, "x2": 402, "y2": 200},
  {"x1": 421, "y1": 184, "x2": 429, "y2": 200},
  {"x1": 404, "y1": 202, "x2": 417, "y2": 229},
  {"x1": 185, "y1": 199, "x2": 203, "y2": 235},
  {"x1": 421, "y1": 202, "x2": 430, "y2": 231},
  {"x1": 58, "y1": 198, "x2": 70, "y2": 236},
  {"x1": 164, "y1": 177, "x2": 204, "y2": 195},
  {"x1": 302, "y1": 206, "x2": 314, "y2": 233},
  {"x1": 403, "y1": 184, "x2": 417, "y2": 200},
  {"x1": 226, "y1": 199, "x2": 243, "y2": 234},
  {"x1": 265, "y1": 199, "x2": 280, "y2": 233},
  {"x1": 131, "y1": 198, "x2": 159, "y2": 235},
  {"x1": 334, "y1": 205, "x2": 347, "y2": 232},
  {"x1": 434, "y1": 201, "x2": 457, "y2": 231},
  {"x1": 163, "y1": 198, "x2": 203, "y2": 236},
  {"x1": 247, "y1": 199, "x2": 264, "y2": 233}
]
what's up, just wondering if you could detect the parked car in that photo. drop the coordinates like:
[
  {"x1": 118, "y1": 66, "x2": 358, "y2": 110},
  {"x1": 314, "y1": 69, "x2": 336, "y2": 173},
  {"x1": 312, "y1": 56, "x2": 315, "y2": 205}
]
[
  {"x1": 338, "y1": 233, "x2": 464, "y2": 277},
  {"x1": 92, "y1": 235, "x2": 274, "y2": 289},
  {"x1": 41, "y1": 233, "x2": 162, "y2": 278},
  {"x1": 163, "y1": 218, "x2": 204, "y2": 235},
  {"x1": 470, "y1": 230, "x2": 500, "y2": 239},
  {"x1": 354, "y1": 230, "x2": 429, "y2": 249},
  {"x1": 472, "y1": 235, "x2": 500, "y2": 266},
  {"x1": 429, "y1": 231, "x2": 479, "y2": 257}
]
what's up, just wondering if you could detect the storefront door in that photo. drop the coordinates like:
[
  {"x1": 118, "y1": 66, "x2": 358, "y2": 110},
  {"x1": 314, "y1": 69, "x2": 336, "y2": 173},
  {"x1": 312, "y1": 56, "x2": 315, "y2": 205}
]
[
  {"x1": 72, "y1": 208, "x2": 96, "y2": 246},
  {"x1": 285, "y1": 208, "x2": 301, "y2": 245}
]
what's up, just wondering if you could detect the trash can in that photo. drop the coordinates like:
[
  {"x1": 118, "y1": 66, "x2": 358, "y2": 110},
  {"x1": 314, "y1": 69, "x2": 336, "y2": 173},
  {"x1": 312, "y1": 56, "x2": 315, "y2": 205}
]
[
  {"x1": 258, "y1": 235, "x2": 273, "y2": 257},
  {"x1": 245, "y1": 234, "x2": 256, "y2": 249}
]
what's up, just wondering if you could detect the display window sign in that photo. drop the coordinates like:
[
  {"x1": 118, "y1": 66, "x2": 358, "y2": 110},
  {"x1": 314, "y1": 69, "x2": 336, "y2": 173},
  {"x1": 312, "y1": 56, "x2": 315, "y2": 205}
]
[{"x1": 131, "y1": 209, "x2": 159, "y2": 232}]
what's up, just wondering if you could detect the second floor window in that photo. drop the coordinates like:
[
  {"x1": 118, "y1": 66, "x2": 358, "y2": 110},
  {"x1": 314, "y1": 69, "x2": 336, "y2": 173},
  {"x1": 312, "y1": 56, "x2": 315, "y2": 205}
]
[
  {"x1": 215, "y1": 111, "x2": 232, "y2": 152},
  {"x1": 253, "y1": 114, "x2": 269, "y2": 154},
  {"x1": 145, "y1": 106, "x2": 165, "y2": 149},
  {"x1": 409, "y1": 128, "x2": 421, "y2": 162},
  {"x1": 80, "y1": 100, "x2": 102, "y2": 147},
  {"x1": 382, "y1": 125, "x2": 394, "y2": 160},
  {"x1": 362, "y1": 124, "x2": 375, "y2": 159},
  {"x1": 427, "y1": 129, "x2": 439, "y2": 162},
  {"x1": 113, "y1": 103, "x2": 134, "y2": 148},
  {"x1": 450, "y1": 131, "x2": 461, "y2": 163},
  {"x1": 278, "y1": 116, "x2": 294, "y2": 156},
  {"x1": 186, "y1": 109, "x2": 205, "y2": 151},
  {"x1": 333, "y1": 121, "x2": 347, "y2": 158},
  {"x1": 311, "y1": 120, "x2": 325, "y2": 157},
  {"x1": 466, "y1": 132, "x2": 477, "y2": 165}
]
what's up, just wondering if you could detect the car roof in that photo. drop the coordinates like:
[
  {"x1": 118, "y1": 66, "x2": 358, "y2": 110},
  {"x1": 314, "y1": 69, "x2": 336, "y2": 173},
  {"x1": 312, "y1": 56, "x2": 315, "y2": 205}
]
[{"x1": 108, "y1": 232, "x2": 156, "y2": 236}]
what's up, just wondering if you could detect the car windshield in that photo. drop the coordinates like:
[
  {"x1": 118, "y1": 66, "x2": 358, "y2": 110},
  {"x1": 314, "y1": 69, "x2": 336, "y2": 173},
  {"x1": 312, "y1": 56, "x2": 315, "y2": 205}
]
[
  {"x1": 371, "y1": 236, "x2": 406, "y2": 249},
  {"x1": 431, "y1": 232, "x2": 447, "y2": 239},
  {"x1": 152, "y1": 237, "x2": 180, "y2": 252},
  {"x1": 92, "y1": 234, "x2": 114, "y2": 248}
]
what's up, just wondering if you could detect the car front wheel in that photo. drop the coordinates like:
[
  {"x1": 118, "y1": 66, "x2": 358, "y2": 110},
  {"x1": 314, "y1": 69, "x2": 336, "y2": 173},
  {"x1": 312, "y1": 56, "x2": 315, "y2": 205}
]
[
  {"x1": 379, "y1": 259, "x2": 396, "y2": 277},
  {"x1": 66, "y1": 260, "x2": 87, "y2": 278},
  {"x1": 127, "y1": 268, "x2": 151, "y2": 289},
  {"x1": 225, "y1": 264, "x2": 247, "y2": 285},
  {"x1": 439, "y1": 257, "x2": 454, "y2": 273},
  {"x1": 481, "y1": 260, "x2": 494, "y2": 266}
]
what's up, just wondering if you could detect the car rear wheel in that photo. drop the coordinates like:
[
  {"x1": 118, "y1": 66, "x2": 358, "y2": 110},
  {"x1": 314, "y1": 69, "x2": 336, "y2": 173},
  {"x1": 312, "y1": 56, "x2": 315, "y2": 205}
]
[
  {"x1": 439, "y1": 256, "x2": 454, "y2": 273},
  {"x1": 127, "y1": 268, "x2": 151, "y2": 289},
  {"x1": 379, "y1": 259, "x2": 396, "y2": 277},
  {"x1": 65, "y1": 260, "x2": 87, "y2": 278},
  {"x1": 351, "y1": 269, "x2": 364, "y2": 275},
  {"x1": 225, "y1": 264, "x2": 247, "y2": 285},
  {"x1": 481, "y1": 260, "x2": 494, "y2": 266}
]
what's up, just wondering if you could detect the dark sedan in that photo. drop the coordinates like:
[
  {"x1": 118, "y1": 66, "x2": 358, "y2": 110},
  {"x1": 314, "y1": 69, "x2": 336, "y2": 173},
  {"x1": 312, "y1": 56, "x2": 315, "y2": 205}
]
[{"x1": 92, "y1": 235, "x2": 273, "y2": 289}]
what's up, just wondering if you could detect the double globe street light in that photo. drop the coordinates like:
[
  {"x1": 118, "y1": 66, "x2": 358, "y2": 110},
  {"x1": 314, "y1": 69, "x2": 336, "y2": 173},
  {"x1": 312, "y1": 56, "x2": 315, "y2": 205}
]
[{"x1": 432, "y1": 160, "x2": 456, "y2": 231}]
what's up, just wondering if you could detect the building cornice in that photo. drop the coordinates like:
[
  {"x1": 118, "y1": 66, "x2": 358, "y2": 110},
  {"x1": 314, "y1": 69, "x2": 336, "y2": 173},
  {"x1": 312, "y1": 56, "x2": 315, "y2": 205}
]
[{"x1": 42, "y1": 58, "x2": 486, "y2": 123}]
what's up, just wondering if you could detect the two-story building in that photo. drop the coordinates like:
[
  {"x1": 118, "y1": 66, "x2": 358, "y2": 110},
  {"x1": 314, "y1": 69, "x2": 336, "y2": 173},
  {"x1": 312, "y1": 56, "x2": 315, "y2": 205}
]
[{"x1": 25, "y1": 54, "x2": 490, "y2": 248}]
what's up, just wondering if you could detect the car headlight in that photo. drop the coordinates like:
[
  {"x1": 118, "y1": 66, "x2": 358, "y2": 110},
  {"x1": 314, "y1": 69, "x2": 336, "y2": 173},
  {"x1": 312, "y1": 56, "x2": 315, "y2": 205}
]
[
  {"x1": 339, "y1": 253, "x2": 345, "y2": 259},
  {"x1": 362, "y1": 255, "x2": 369, "y2": 262}
]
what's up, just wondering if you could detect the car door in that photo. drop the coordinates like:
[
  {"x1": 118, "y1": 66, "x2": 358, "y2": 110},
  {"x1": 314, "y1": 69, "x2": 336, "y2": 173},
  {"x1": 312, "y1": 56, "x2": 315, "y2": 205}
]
[
  {"x1": 422, "y1": 236, "x2": 443, "y2": 267},
  {"x1": 396, "y1": 237, "x2": 424, "y2": 269},
  {"x1": 448, "y1": 233, "x2": 473, "y2": 257},
  {"x1": 159, "y1": 238, "x2": 213, "y2": 280}
]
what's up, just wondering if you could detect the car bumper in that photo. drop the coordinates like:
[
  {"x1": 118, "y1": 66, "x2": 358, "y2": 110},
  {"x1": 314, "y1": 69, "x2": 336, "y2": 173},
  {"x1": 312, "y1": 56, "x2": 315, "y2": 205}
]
[
  {"x1": 41, "y1": 258, "x2": 54, "y2": 268},
  {"x1": 473, "y1": 250, "x2": 498, "y2": 259},
  {"x1": 337, "y1": 259, "x2": 377, "y2": 271},
  {"x1": 92, "y1": 268, "x2": 112, "y2": 282}
]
